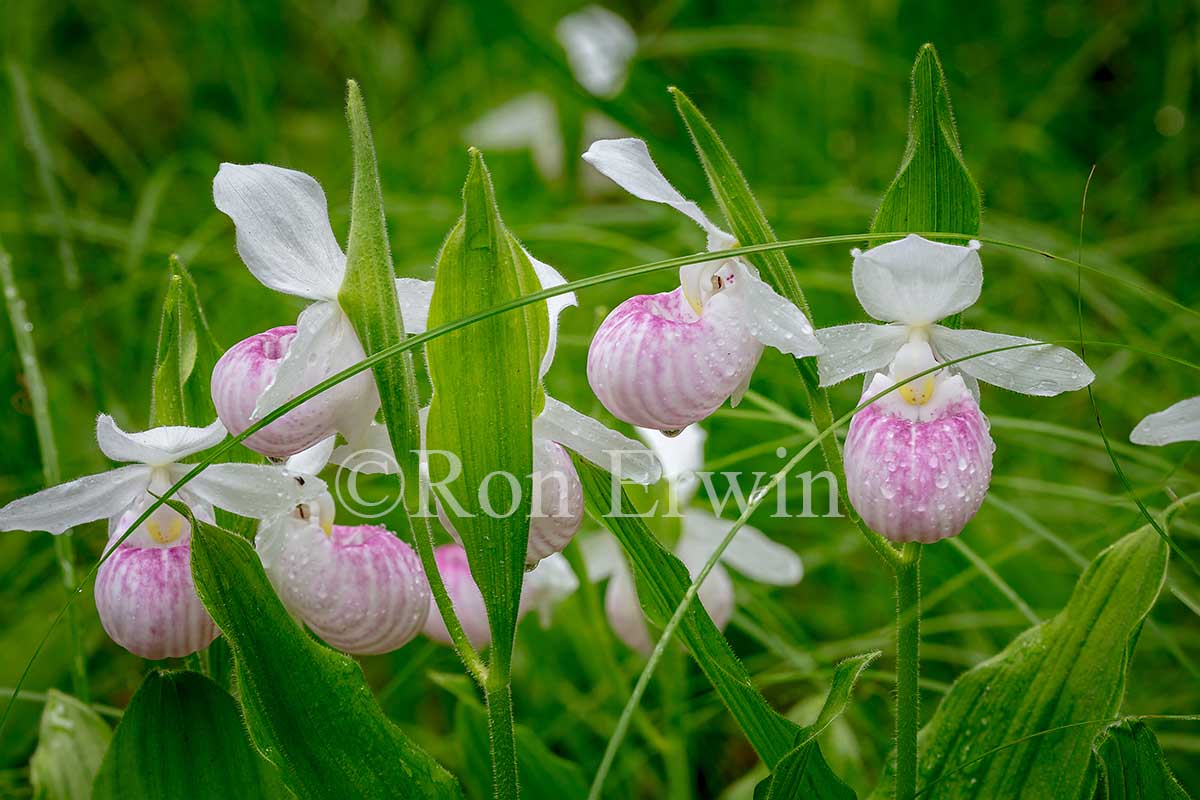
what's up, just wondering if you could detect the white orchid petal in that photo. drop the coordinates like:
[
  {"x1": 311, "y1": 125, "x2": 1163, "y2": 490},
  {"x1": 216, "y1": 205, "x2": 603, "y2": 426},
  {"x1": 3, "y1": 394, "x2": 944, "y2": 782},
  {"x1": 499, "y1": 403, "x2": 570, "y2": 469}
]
[
  {"x1": 1131, "y1": 396, "x2": 1200, "y2": 446},
  {"x1": 728, "y1": 262, "x2": 822, "y2": 358},
  {"x1": 930, "y1": 327, "x2": 1094, "y2": 396},
  {"x1": 96, "y1": 415, "x2": 226, "y2": 466},
  {"x1": 395, "y1": 278, "x2": 435, "y2": 335},
  {"x1": 852, "y1": 235, "x2": 982, "y2": 325},
  {"x1": 0, "y1": 465, "x2": 149, "y2": 534},
  {"x1": 681, "y1": 510, "x2": 802, "y2": 586},
  {"x1": 180, "y1": 463, "x2": 326, "y2": 519},
  {"x1": 526, "y1": 249, "x2": 578, "y2": 377},
  {"x1": 285, "y1": 436, "x2": 336, "y2": 476},
  {"x1": 535, "y1": 396, "x2": 662, "y2": 485},
  {"x1": 581, "y1": 533, "x2": 624, "y2": 582},
  {"x1": 213, "y1": 163, "x2": 345, "y2": 301},
  {"x1": 582, "y1": 138, "x2": 734, "y2": 250},
  {"x1": 672, "y1": 538, "x2": 734, "y2": 631},
  {"x1": 252, "y1": 302, "x2": 378, "y2": 440},
  {"x1": 815, "y1": 323, "x2": 909, "y2": 387},
  {"x1": 555, "y1": 5, "x2": 637, "y2": 98}
]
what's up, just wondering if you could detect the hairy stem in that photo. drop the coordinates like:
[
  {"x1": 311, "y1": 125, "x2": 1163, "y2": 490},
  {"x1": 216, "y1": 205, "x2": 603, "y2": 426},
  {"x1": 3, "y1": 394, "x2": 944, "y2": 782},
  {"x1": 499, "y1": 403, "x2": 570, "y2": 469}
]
[
  {"x1": 895, "y1": 543, "x2": 923, "y2": 800},
  {"x1": 485, "y1": 655, "x2": 519, "y2": 800}
]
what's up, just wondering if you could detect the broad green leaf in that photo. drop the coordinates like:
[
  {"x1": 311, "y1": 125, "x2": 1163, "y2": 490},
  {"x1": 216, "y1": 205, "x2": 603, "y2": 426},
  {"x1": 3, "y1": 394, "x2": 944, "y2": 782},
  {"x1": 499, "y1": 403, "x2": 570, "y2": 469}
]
[
  {"x1": 425, "y1": 149, "x2": 546, "y2": 656},
  {"x1": 756, "y1": 652, "x2": 880, "y2": 800},
  {"x1": 670, "y1": 87, "x2": 820, "y2": 388},
  {"x1": 449, "y1": 685, "x2": 589, "y2": 800},
  {"x1": 150, "y1": 256, "x2": 222, "y2": 428},
  {"x1": 573, "y1": 456, "x2": 800, "y2": 767},
  {"x1": 188, "y1": 515, "x2": 463, "y2": 800},
  {"x1": 29, "y1": 690, "x2": 110, "y2": 800},
  {"x1": 338, "y1": 80, "x2": 422, "y2": 490},
  {"x1": 870, "y1": 44, "x2": 981, "y2": 238},
  {"x1": 92, "y1": 670, "x2": 285, "y2": 800},
  {"x1": 872, "y1": 526, "x2": 1168, "y2": 799},
  {"x1": 1093, "y1": 720, "x2": 1192, "y2": 800}
]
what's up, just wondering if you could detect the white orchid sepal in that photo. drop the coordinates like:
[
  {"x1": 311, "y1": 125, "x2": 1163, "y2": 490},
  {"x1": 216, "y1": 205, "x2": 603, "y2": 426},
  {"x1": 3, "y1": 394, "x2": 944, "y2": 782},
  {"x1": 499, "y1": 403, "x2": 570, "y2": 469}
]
[
  {"x1": 0, "y1": 415, "x2": 326, "y2": 537},
  {"x1": 212, "y1": 163, "x2": 380, "y2": 458},
  {"x1": 815, "y1": 235, "x2": 1095, "y2": 396},
  {"x1": 1130, "y1": 396, "x2": 1200, "y2": 446}
]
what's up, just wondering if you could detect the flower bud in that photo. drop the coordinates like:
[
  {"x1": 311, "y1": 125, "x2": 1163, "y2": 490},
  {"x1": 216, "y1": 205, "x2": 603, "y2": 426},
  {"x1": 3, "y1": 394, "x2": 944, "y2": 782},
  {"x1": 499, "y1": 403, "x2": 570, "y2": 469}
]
[
  {"x1": 422, "y1": 544, "x2": 492, "y2": 649},
  {"x1": 844, "y1": 368, "x2": 994, "y2": 543},
  {"x1": 256, "y1": 509, "x2": 430, "y2": 655},
  {"x1": 587, "y1": 283, "x2": 762, "y2": 432},
  {"x1": 96, "y1": 501, "x2": 218, "y2": 659},
  {"x1": 212, "y1": 325, "x2": 370, "y2": 459}
]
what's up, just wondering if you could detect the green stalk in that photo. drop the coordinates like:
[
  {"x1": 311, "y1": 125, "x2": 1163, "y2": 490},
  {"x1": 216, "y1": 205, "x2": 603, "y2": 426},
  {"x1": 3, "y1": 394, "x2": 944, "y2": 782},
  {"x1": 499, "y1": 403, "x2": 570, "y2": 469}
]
[
  {"x1": 0, "y1": 243, "x2": 89, "y2": 702},
  {"x1": 894, "y1": 543, "x2": 923, "y2": 800},
  {"x1": 485, "y1": 651, "x2": 519, "y2": 800}
]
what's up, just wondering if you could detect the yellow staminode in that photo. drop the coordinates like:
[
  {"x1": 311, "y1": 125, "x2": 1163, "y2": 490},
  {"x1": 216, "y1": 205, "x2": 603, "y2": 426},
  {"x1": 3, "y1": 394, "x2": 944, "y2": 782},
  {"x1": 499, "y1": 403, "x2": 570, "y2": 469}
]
[
  {"x1": 146, "y1": 514, "x2": 184, "y2": 545},
  {"x1": 900, "y1": 375, "x2": 936, "y2": 406}
]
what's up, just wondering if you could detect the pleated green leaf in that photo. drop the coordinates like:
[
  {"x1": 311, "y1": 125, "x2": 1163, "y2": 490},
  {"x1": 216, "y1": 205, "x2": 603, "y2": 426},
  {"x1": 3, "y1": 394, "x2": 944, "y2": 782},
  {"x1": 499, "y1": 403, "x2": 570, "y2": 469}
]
[
  {"x1": 337, "y1": 80, "x2": 422, "y2": 489},
  {"x1": 149, "y1": 256, "x2": 222, "y2": 428},
  {"x1": 92, "y1": 670, "x2": 286, "y2": 800},
  {"x1": 575, "y1": 456, "x2": 809, "y2": 769},
  {"x1": 29, "y1": 690, "x2": 110, "y2": 800},
  {"x1": 188, "y1": 515, "x2": 463, "y2": 800},
  {"x1": 870, "y1": 44, "x2": 981, "y2": 238},
  {"x1": 425, "y1": 149, "x2": 546, "y2": 656},
  {"x1": 1093, "y1": 720, "x2": 1192, "y2": 800},
  {"x1": 756, "y1": 652, "x2": 880, "y2": 800},
  {"x1": 872, "y1": 526, "x2": 1168, "y2": 799}
]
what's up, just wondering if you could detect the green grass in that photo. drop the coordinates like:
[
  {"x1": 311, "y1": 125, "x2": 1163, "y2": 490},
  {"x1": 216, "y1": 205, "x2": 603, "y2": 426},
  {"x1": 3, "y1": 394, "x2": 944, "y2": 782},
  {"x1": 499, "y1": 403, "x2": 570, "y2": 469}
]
[{"x1": 1, "y1": 1, "x2": 1198, "y2": 797}]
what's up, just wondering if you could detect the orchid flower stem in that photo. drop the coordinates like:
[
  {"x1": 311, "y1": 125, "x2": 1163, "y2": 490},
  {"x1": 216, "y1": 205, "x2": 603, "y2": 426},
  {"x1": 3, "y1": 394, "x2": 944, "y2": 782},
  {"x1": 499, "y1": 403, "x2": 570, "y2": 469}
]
[
  {"x1": 485, "y1": 653, "x2": 519, "y2": 800},
  {"x1": 0, "y1": 244, "x2": 89, "y2": 703},
  {"x1": 894, "y1": 542, "x2": 923, "y2": 800},
  {"x1": 411, "y1": 508, "x2": 487, "y2": 686}
]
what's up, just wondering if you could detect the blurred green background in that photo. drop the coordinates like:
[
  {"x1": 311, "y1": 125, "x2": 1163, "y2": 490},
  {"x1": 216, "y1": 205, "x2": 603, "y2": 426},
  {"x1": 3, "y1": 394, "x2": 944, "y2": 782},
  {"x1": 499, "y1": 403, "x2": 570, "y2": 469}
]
[{"x1": 1, "y1": 1, "x2": 1197, "y2": 797}]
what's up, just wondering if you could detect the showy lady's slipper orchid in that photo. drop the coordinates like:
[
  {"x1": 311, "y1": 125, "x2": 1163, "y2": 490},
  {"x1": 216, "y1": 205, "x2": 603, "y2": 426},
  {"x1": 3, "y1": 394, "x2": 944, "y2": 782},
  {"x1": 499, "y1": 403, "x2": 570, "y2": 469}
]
[
  {"x1": 346, "y1": 249, "x2": 661, "y2": 565},
  {"x1": 584, "y1": 425, "x2": 803, "y2": 653},
  {"x1": 0, "y1": 416, "x2": 324, "y2": 658},
  {"x1": 211, "y1": 164, "x2": 380, "y2": 459},
  {"x1": 421, "y1": 544, "x2": 578, "y2": 648},
  {"x1": 255, "y1": 438, "x2": 431, "y2": 655},
  {"x1": 582, "y1": 138, "x2": 823, "y2": 432},
  {"x1": 817, "y1": 235, "x2": 1095, "y2": 542},
  {"x1": 1131, "y1": 396, "x2": 1200, "y2": 446}
]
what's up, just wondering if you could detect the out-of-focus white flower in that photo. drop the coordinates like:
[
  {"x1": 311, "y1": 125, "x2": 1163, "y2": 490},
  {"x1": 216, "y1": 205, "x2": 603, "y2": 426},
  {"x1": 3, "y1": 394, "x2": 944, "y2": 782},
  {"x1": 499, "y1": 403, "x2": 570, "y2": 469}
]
[
  {"x1": 421, "y1": 545, "x2": 579, "y2": 648},
  {"x1": 462, "y1": 93, "x2": 564, "y2": 182},
  {"x1": 1131, "y1": 396, "x2": 1200, "y2": 446},
  {"x1": 555, "y1": 5, "x2": 638, "y2": 99},
  {"x1": 583, "y1": 138, "x2": 822, "y2": 432},
  {"x1": 583, "y1": 424, "x2": 802, "y2": 653}
]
